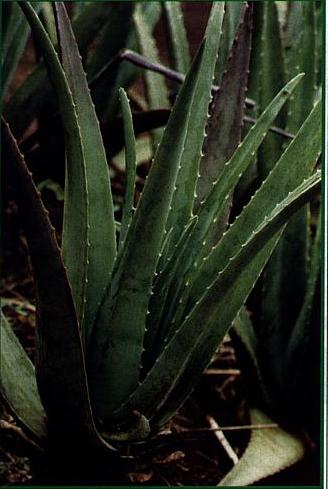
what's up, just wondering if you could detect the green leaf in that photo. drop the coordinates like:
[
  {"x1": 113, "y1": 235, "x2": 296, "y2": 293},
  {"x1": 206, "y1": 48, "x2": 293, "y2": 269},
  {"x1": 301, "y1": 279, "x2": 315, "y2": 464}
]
[
  {"x1": 285, "y1": 2, "x2": 316, "y2": 132},
  {"x1": 86, "y1": 3, "x2": 135, "y2": 121},
  {"x1": 1, "y1": 118, "x2": 115, "y2": 453},
  {"x1": 171, "y1": 74, "x2": 302, "y2": 328},
  {"x1": 134, "y1": 3, "x2": 170, "y2": 148},
  {"x1": 188, "y1": 99, "x2": 321, "y2": 310},
  {"x1": 89, "y1": 39, "x2": 208, "y2": 420},
  {"x1": 118, "y1": 88, "x2": 137, "y2": 251},
  {"x1": 0, "y1": 313, "x2": 46, "y2": 440},
  {"x1": 218, "y1": 409, "x2": 305, "y2": 486},
  {"x1": 248, "y1": 1, "x2": 286, "y2": 179},
  {"x1": 214, "y1": 1, "x2": 243, "y2": 85},
  {"x1": 54, "y1": 1, "x2": 116, "y2": 344},
  {"x1": 286, "y1": 207, "x2": 321, "y2": 368},
  {"x1": 165, "y1": 3, "x2": 225, "y2": 249},
  {"x1": 143, "y1": 217, "x2": 198, "y2": 372},
  {"x1": 19, "y1": 1, "x2": 89, "y2": 330},
  {"x1": 113, "y1": 169, "x2": 321, "y2": 424},
  {"x1": 40, "y1": 2, "x2": 57, "y2": 44},
  {"x1": 2, "y1": 3, "x2": 41, "y2": 95},
  {"x1": 232, "y1": 307, "x2": 277, "y2": 410},
  {"x1": 262, "y1": 3, "x2": 317, "y2": 351},
  {"x1": 195, "y1": 2, "x2": 253, "y2": 243},
  {"x1": 4, "y1": 2, "x2": 114, "y2": 138},
  {"x1": 92, "y1": 2, "x2": 162, "y2": 123},
  {"x1": 164, "y1": 2, "x2": 190, "y2": 74}
]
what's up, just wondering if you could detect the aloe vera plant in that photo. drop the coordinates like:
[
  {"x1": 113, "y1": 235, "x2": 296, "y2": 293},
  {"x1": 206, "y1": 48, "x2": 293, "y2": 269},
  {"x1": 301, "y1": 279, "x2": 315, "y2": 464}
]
[
  {"x1": 219, "y1": 2, "x2": 323, "y2": 484},
  {"x1": 1, "y1": 1, "x2": 322, "y2": 481}
]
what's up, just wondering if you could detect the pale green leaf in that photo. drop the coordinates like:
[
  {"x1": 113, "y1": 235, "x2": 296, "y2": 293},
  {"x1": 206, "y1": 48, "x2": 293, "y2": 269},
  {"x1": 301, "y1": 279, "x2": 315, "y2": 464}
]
[
  {"x1": 218, "y1": 409, "x2": 305, "y2": 486},
  {"x1": 0, "y1": 313, "x2": 46, "y2": 440}
]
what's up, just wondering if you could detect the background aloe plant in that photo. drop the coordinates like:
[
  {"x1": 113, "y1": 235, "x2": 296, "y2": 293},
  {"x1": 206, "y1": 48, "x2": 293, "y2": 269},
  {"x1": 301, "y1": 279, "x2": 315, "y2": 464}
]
[
  {"x1": 1, "y1": 1, "x2": 322, "y2": 483},
  {"x1": 219, "y1": 2, "x2": 323, "y2": 485}
]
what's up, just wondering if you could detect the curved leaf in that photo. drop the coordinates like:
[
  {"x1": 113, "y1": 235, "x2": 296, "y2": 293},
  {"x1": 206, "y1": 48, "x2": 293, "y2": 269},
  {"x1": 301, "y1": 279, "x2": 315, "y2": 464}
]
[
  {"x1": 164, "y1": 3, "x2": 225, "y2": 249},
  {"x1": 134, "y1": 3, "x2": 170, "y2": 147},
  {"x1": 218, "y1": 409, "x2": 305, "y2": 486},
  {"x1": 118, "y1": 88, "x2": 137, "y2": 251},
  {"x1": 113, "y1": 169, "x2": 321, "y2": 423},
  {"x1": 54, "y1": 1, "x2": 116, "y2": 343},
  {"x1": 195, "y1": 2, "x2": 253, "y2": 239},
  {"x1": 0, "y1": 313, "x2": 46, "y2": 440},
  {"x1": 89, "y1": 40, "x2": 208, "y2": 419},
  {"x1": 1, "y1": 118, "x2": 115, "y2": 453},
  {"x1": 164, "y1": 2, "x2": 190, "y2": 74}
]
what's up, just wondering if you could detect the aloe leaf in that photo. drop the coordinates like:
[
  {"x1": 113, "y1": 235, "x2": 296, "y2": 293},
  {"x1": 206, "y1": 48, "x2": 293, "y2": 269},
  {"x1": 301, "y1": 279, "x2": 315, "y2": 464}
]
[
  {"x1": 40, "y1": 2, "x2": 57, "y2": 44},
  {"x1": 248, "y1": 1, "x2": 286, "y2": 179},
  {"x1": 2, "y1": 3, "x2": 41, "y2": 96},
  {"x1": 165, "y1": 3, "x2": 225, "y2": 248},
  {"x1": 114, "y1": 169, "x2": 320, "y2": 423},
  {"x1": 285, "y1": 2, "x2": 316, "y2": 133},
  {"x1": 86, "y1": 3, "x2": 135, "y2": 121},
  {"x1": 171, "y1": 74, "x2": 302, "y2": 328},
  {"x1": 134, "y1": 3, "x2": 170, "y2": 148},
  {"x1": 195, "y1": 2, "x2": 253, "y2": 243},
  {"x1": 315, "y1": 3, "x2": 322, "y2": 87},
  {"x1": 118, "y1": 88, "x2": 137, "y2": 251},
  {"x1": 19, "y1": 2, "x2": 91, "y2": 328},
  {"x1": 261, "y1": 2, "x2": 317, "y2": 372},
  {"x1": 232, "y1": 307, "x2": 275, "y2": 410},
  {"x1": 153, "y1": 171, "x2": 321, "y2": 427},
  {"x1": 286, "y1": 207, "x2": 321, "y2": 369},
  {"x1": 4, "y1": 2, "x2": 114, "y2": 138},
  {"x1": 218, "y1": 409, "x2": 305, "y2": 486},
  {"x1": 90, "y1": 41, "x2": 207, "y2": 419},
  {"x1": 92, "y1": 2, "x2": 162, "y2": 123},
  {"x1": 188, "y1": 99, "x2": 321, "y2": 310},
  {"x1": 164, "y1": 2, "x2": 190, "y2": 74},
  {"x1": 0, "y1": 313, "x2": 46, "y2": 440},
  {"x1": 143, "y1": 217, "x2": 198, "y2": 372},
  {"x1": 214, "y1": 2, "x2": 243, "y2": 85},
  {"x1": 54, "y1": 2, "x2": 116, "y2": 343},
  {"x1": 1, "y1": 119, "x2": 115, "y2": 452}
]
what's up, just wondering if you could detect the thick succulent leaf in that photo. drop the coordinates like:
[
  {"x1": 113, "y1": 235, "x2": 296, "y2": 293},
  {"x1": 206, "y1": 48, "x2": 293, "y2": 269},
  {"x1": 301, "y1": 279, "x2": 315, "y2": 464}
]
[
  {"x1": 151, "y1": 171, "x2": 321, "y2": 426},
  {"x1": 143, "y1": 217, "x2": 198, "y2": 372},
  {"x1": 165, "y1": 3, "x2": 225, "y2": 248},
  {"x1": 171, "y1": 75, "x2": 302, "y2": 328},
  {"x1": 89, "y1": 41, "x2": 208, "y2": 419},
  {"x1": 86, "y1": 3, "x2": 135, "y2": 121},
  {"x1": 1, "y1": 119, "x2": 115, "y2": 453},
  {"x1": 54, "y1": 2, "x2": 116, "y2": 343},
  {"x1": 188, "y1": 99, "x2": 321, "y2": 310},
  {"x1": 285, "y1": 2, "x2": 316, "y2": 132},
  {"x1": 248, "y1": 1, "x2": 286, "y2": 179},
  {"x1": 2, "y1": 3, "x2": 41, "y2": 95},
  {"x1": 118, "y1": 88, "x2": 137, "y2": 251},
  {"x1": 261, "y1": 3, "x2": 317, "y2": 350},
  {"x1": 286, "y1": 207, "x2": 321, "y2": 367},
  {"x1": 40, "y1": 2, "x2": 57, "y2": 44},
  {"x1": 218, "y1": 409, "x2": 305, "y2": 486},
  {"x1": 92, "y1": 2, "x2": 162, "y2": 122},
  {"x1": 315, "y1": 4, "x2": 323, "y2": 87},
  {"x1": 214, "y1": 2, "x2": 243, "y2": 85},
  {"x1": 4, "y1": 2, "x2": 114, "y2": 138},
  {"x1": 113, "y1": 169, "x2": 321, "y2": 423},
  {"x1": 19, "y1": 2, "x2": 90, "y2": 329},
  {"x1": 134, "y1": 3, "x2": 170, "y2": 147},
  {"x1": 164, "y1": 2, "x2": 190, "y2": 74},
  {"x1": 194, "y1": 2, "x2": 253, "y2": 244},
  {"x1": 232, "y1": 307, "x2": 277, "y2": 411},
  {"x1": 0, "y1": 313, "x2": 46, "y2": 440}
]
